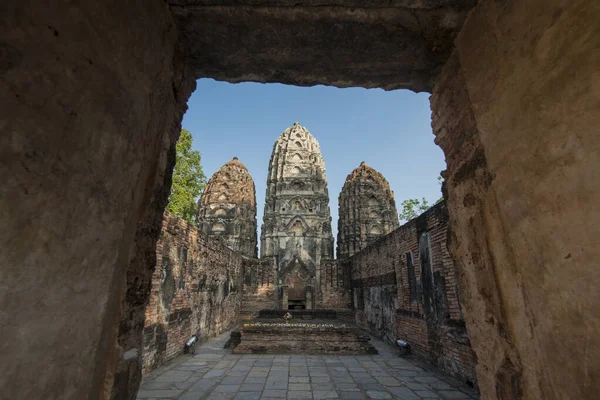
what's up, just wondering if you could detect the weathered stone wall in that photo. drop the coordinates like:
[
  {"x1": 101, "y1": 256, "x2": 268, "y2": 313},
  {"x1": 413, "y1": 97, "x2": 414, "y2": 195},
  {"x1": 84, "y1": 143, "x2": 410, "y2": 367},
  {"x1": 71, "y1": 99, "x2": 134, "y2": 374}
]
[
  {"x1": 142, "y1": 212, "x2": 243, "y2": 373},
  {"x1": 241, "y1": 258, "x2": 278, "y2": 317},
  {"x1": 170, "y1": 0, "x2": 478, "y2": 92},
  {"x1": 350, "y1": 202, "x2": 477, "y2": 386},
  {"x1": 317, "y1": 260, "x2": 352, "y2": 309},
  {"x1": 0, "y1": 1, "x2": 194, "y2": 399},
  {"x1": 241, "y1": 258, "x2": 352, "y2": 313},
  {"x1": 431, "y1": 1, "x2": 600, "y2": 398}
]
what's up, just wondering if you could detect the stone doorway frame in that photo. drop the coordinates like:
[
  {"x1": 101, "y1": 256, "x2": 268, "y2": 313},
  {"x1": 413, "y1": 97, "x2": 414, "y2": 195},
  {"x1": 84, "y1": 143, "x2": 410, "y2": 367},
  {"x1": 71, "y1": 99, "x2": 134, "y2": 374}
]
[{"x1": 1, "y1": 1, "x2": 598, "y2": 400}]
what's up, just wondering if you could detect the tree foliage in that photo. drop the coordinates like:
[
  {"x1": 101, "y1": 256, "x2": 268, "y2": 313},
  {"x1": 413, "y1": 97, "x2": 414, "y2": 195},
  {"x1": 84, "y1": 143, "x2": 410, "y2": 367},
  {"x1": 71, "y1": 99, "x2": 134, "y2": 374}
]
[
  {"x1": 166, "y1": 129, "x2": 206, "y2": 223},
  {"x1": 398, "y1": 176, "x2": 444, "y2": 223},
  {"x1": 398, "y1": 198, "x2": 432, "y2": 223}
]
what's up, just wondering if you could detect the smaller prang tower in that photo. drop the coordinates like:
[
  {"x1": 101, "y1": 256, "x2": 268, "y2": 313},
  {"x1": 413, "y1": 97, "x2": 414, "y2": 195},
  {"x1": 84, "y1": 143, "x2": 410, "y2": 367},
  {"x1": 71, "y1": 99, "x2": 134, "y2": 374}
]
[
  {"x1": 337, "y1": 161, "x2": 399, "y2": 260},
  {"x1": 197, "y1": 157, "x2": 258, "y2": 258}
]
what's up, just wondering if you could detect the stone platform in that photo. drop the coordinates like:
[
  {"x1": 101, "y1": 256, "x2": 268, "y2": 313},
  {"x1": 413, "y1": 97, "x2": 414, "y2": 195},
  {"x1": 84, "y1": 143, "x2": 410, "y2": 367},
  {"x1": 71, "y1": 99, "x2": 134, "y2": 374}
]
[{"x1": 231, "y1": 310, "x2": 377, "y2": 355}]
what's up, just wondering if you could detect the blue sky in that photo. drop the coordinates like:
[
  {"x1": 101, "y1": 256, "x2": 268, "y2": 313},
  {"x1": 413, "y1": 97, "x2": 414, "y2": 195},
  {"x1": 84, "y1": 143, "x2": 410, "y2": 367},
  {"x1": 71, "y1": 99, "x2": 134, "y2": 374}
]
[{"x1": 183, "y1": 78, "x2": 445, "y2": 245}]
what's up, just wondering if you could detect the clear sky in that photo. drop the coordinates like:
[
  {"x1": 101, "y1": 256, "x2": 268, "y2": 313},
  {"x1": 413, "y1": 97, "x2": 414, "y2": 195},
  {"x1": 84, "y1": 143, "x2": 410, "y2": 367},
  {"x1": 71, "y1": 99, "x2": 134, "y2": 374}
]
[{"x1": 182, "y1": 78, "x2": 446, "y2": 248}]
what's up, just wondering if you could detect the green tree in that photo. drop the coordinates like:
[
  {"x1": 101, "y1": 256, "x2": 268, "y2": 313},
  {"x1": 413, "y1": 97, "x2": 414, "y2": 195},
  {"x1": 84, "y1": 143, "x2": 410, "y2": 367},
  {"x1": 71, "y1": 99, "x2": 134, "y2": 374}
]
[
  {"x1": 398, "y1": 176, "x2": 445, "y2": 223},
  {"x1": 398, "y1": 198, "x2": 431, "y2": 223},
  {"x1": 166, "y1": 129, "x2": 206, "y2": 223}
]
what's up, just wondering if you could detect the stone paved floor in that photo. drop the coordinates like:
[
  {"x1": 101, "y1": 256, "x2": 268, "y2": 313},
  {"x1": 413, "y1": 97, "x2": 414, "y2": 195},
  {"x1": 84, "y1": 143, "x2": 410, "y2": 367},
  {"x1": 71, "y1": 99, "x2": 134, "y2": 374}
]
[{"x1": 138, "y1": 332, "x2": 479, "y2": 400}]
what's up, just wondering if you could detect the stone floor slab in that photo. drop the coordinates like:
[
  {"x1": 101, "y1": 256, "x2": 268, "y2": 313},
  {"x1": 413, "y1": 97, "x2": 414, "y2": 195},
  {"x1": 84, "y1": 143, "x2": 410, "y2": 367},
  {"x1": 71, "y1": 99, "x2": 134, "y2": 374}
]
[
  {"x1": 386, "y1": 387, "x2": 419, "y2": 400},
  {"x1": 288, "y1": 391, "x2": 313, "y2": 399},
  {"x1": 415, "y1": 390, "x2": 440, "y2": 398},
  {"x1": 137, "y1": 331, "x2": 479, "y2": 400},
  {"x1": 205, "y1": 370, "x2": 228, "y2": 378},
  {"x1": 313, "y1": 391, "x2": 339, "y2": 399},
  {"x1": 262, "y1": 390, "x2": 288, "y2": 398},
  {"x1": 365, "y1": 391, "x2": 391, "y2": 399},
  {"x1": 289, "y1": 384, "x2": 311, "y2": 391},
  {"x1": 339, "y1": 392, "x2": 366, "y2": 400},
  {"x1": 437, "y1": 391, "x2": 472, "y2": 399},
  {"x1": 215, "y1": 385, "x2": 241, "y2": 393},
  {"x1": 311, "y1": 384, "x2": 335, "y2": 391},
  {"x1": 246, "y1": 377, "x2": 268, "y2": 384},
  {"x1": 241, "y1": 383, "x2": 266, "y2": 392},
  {"x1": 290, "y1": 377, "x2": 310, "y2": 383},
  {"x1": 207, "y1": 393, "x2": 236, "y2": 400},
  {"x1": 136, "y1": 389, "x2": 184, "y2": 398},
  {"x1": 224, "y1": 377, "x2": 247, "y2": 385},
  {"x1": 236, "y1": 392, "x2": 263, "y2": 400}
]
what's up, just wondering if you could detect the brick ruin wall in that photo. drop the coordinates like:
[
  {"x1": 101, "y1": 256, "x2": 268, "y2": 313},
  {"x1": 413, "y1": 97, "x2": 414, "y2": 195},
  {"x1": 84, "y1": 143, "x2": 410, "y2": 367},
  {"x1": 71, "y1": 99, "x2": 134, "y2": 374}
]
[
  {"x1": 317, "y1": 259, "x2": 352, "y2": 310},
  {"x1": 349, "y1": 202, "x2": 477, "y2": 386},
  {"x1": 141, "y1": 205, "x2": 474, "y2": 383},
  {"x1": 142, "y1": 212, "x2": 243, "y2": 373},
  {"x1": 241, "y1": 258, "x2": 278, "y2": 318},
  {"x1": 240, "y1": 258, "x2": 353, "y2": 314}
]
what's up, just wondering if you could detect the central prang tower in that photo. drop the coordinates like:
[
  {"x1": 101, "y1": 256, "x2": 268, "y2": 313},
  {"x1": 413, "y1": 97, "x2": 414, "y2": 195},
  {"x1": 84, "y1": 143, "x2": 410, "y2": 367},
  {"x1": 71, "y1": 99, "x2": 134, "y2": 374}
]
[{"x1": 261, "y1": 123, "x2": 334, "y2": 308}]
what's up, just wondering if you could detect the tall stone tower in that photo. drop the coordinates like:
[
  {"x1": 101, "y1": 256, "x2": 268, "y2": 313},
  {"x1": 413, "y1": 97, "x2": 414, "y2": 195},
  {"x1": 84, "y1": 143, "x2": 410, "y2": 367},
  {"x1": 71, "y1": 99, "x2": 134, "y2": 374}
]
[
  {"x1": 197, "y1": 157, "x2": 258, "y2": 258},
  {"x1": 337, "y1": 161, "x2": 399, "y2": 260},
  {"x1": 261, "y1": 123, "x2": 334, "y2": 308}
]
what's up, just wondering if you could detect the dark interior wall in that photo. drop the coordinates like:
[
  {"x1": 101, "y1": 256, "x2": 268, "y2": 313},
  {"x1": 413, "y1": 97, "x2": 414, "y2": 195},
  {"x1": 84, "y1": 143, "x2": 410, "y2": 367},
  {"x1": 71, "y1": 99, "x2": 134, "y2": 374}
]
[
  {"x1": 143, "y1": 212, "x2": 243, "y2": 373},
  {"x1": 349, "y1": 203, "x2": 477, "y2": 385},
  {"x1": 0, "y1": 1, "x2": 193, "y2": 399},
  {"x1": 114, "y1": 27, "x2": 196, "y2": 400},
  {"x1": 432, "y1": 1, "x2": 600, "y2": 398}
]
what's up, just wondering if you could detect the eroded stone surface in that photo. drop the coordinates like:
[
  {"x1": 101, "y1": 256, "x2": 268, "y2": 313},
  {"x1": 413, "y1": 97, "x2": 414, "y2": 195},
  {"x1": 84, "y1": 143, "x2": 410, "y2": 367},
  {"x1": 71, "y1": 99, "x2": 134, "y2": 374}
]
[
  {"x1": 142, "y1": 213, "x2": 244, "y2": 373},
  {"x1": 337, "y1": 162, "x2": 399, "y2": 260},
  {"x1": 168, "y1": 0, "x2": 478, "y2": 92},
  {"x1": 0, "y1": 1, "x2": 194, "y2": 399},
  {"x1": 431, "y1": 1, "x2": 600, "y2": 398},
  {"x1": 261, "y1": 123, "x2": 335, "y2": 308},
  {"x1": 349, "y1": 202, "x2": 477, "y2": 386},
  {"x1": 198, "y1": 157, "x2": 258, "y2": 258}
]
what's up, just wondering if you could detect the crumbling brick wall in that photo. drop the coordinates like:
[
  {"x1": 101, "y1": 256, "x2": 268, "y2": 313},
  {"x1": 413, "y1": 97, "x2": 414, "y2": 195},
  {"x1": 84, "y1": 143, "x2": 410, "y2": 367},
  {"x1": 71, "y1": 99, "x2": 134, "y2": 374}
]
[
  {"x1": 318, "y1": 260, "x2": 352, "y2": 309},
  {"x1": 351, "y1": 233, "x2": 398, "y2": 343},
  {"x1": 142, "y1": 212, "x2": 243, "y2": 373},
  {"x1": 350, "y1": 202, "x2": 477, "y2": 386},
  {"x1": 241, "y1": 258, "x2": 277, "y2": 316}
]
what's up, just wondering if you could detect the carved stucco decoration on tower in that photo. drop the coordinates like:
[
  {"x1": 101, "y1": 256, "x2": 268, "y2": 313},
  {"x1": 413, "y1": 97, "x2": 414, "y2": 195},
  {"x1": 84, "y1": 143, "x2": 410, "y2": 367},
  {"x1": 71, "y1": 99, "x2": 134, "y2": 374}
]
[
  {"x1": 337, "y1": 161, "x2": 399, "y2": 260},
  {"x1": 197, "y1": 157, "x2": 258, "y2": 258},
  {"x1": 261, "y1": 123, "x2": 334, "y2": 302}
]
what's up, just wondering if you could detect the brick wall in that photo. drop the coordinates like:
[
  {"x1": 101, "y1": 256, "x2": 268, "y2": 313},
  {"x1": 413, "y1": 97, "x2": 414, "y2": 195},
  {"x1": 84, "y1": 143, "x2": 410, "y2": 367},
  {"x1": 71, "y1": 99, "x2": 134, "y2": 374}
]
[
  {"x1": 350, "y1": 232, "x2": 398, "y2": 343},
  {"x1": 318, "y1": 260, "x2": 352, "y2": 309},
  {"x1": 142, "y1": 212, "x2": 243, "y2": 373},
  {"x1": 241, "y1": 258, "x2": 277, "y2": 316},
  {"x1": 349, "y1": 202, "x2": 477, "y2": 386}
]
